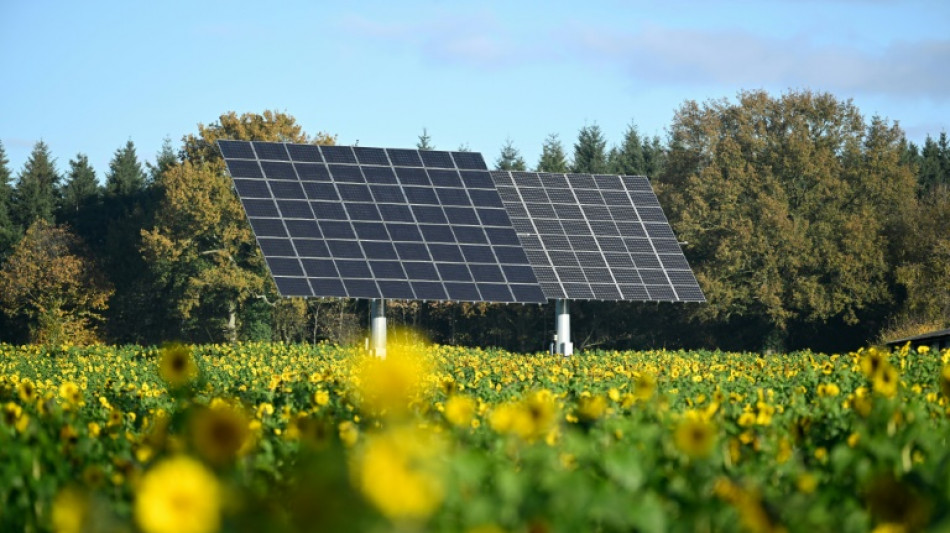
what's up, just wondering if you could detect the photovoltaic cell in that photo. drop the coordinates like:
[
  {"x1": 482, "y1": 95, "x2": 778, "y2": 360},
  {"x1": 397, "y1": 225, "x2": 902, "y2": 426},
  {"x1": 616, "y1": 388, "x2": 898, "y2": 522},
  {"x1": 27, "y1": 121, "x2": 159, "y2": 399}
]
[
  {"x1": 220, "y1": 140, "x2": 544, "y2": 303},
  {"x1": 492, "y1": 170, "x2": 705, "y2": 303}
]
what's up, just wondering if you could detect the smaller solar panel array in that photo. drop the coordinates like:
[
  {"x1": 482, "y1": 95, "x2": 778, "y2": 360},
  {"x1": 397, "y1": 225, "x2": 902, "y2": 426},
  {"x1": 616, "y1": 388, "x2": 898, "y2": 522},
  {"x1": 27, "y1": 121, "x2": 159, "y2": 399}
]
[
  {"x1": 494, "y1": 171, "x2": 705, "y2": 302},
  {"x1": 219, "y1": 140, "x2": 547, "y2": 304}
]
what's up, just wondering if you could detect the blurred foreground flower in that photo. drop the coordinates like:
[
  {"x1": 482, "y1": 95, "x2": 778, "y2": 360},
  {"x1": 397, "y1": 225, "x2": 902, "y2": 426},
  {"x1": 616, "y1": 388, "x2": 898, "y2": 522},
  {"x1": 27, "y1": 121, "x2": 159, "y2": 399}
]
[
  {"x1": 353, "y1": 340, "x2": 431, "y2": 418},
  {"x1": 444, "y1": 394, "x2": 476, "y2": 428},
  {"x1": 51, "y1": 487, "x2": 89, "y2": 533},
  {"x1": 159, "y1": 344, "x2": 198, "y2": 387},
  {"x1": 190, "y1": 402, "x2": 252, "y2": 465},
  {"x1": 490, "y1": 390, "x2": 558, "y2": 442},
  {"x1": 135, "y1": 456, "x2": 221, "y2": 533},
  {"x1": 674, "y1": 410, "x2": 717, "y2": 459},
  {"x1": 59, "y1": 381, "x2": 82, "y2": 409},
  {"x1": 872, "y1": 364, "x2": 899, "y2": 398},
  {"x1": 354, "y1": 425, "x2": 445, "y2": 522}
]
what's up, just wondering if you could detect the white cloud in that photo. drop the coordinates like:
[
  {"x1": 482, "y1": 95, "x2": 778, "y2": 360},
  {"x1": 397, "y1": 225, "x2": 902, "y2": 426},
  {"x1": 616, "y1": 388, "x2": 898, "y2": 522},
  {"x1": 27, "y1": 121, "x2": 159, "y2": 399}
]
[{"x1": 341, "y1": 11, "x2": 950, "y2": 101}]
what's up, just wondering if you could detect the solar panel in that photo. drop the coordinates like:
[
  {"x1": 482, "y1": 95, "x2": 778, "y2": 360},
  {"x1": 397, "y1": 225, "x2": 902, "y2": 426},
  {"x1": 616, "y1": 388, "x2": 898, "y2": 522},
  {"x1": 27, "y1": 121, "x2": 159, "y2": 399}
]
[
  {"x1": 219, "y1": 141, "x2": 545, "y2": 303},
  {"x1": 493, "y1": 171, "x2": 705, "y2": 303}
]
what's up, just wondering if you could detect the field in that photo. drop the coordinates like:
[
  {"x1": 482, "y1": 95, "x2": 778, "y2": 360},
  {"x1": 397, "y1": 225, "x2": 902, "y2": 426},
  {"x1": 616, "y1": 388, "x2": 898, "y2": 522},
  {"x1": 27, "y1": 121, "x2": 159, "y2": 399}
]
[{"x1": 1, "y1": 342, "x2": 949, "y2": 533}]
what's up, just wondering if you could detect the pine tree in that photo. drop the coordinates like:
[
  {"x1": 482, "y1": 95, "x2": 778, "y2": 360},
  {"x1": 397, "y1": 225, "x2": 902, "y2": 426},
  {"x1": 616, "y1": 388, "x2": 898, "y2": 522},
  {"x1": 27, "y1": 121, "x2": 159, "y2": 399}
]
[
  {"x1": 105, "y1": 140, "x2": 146, "y2": 196},
  {"x1": 642, "y1": 135, "x2": 667, "y2": 178},
  {"x1": 147, "y1": 136, "x2": 177, "y2": 184},
  {"x1": 0, "y1": 141, "x2": 16, "y2": 256},
  {"x1": 898, "y1": 136, "x2": 920, "y2": 169},
  {"x1": 417, "y1": 128, "x2": 434, "y2": 150},
  {"x1": 11, "y1": 141, "x2": 60, "y2": 229},
  {"x1": 536, "y1": 133, "x2": 569, "y2": 172},
  {"x1": 572, "y1": 124, "x2": 609, "y2": 173},
  {"x1": 495, "y1": 138, "x2": 527, "y2": 171},
  {"x1": 609, "y1": 122, "x2": 646, "y2": 175},
  {"x1": 61, "y1": 154, "x2": 99, "y2": 216}
]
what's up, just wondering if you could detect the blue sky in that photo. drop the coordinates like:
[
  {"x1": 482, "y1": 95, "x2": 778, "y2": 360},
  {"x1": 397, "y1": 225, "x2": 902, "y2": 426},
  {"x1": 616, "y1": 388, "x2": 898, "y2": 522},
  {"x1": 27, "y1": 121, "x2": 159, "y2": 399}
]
[{"x1": 2, "y1": 0, "x2": 948, "y2": 179}]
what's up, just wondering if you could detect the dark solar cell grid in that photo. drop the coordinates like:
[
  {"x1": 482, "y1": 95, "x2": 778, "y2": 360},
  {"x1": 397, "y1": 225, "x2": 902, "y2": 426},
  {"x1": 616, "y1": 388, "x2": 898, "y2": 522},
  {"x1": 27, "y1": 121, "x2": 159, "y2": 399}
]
[{"x1": 222, "y1": 141, "x2": 701, "y2": 303}]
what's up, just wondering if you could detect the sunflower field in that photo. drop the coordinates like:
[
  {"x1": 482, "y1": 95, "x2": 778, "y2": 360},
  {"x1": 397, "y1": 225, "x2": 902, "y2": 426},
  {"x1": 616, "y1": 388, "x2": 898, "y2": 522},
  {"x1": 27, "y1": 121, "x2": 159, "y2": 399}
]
[{"x1": 1, "y1": 341, "x2": 949, "y2": 533}]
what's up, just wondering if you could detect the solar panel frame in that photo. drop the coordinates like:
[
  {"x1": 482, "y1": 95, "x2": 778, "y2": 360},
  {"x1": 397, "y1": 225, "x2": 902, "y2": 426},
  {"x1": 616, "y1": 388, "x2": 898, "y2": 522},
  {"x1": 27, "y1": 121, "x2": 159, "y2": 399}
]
[{"x1": 220, "y1": 141, "x2": 544, "y2": 303}]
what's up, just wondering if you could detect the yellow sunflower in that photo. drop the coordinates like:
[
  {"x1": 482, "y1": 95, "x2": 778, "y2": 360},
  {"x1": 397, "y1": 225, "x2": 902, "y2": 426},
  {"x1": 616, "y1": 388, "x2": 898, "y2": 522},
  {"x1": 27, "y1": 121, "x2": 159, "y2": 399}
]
[
  {"x1": 190, "y1": 403, "x2": 251, "y2": 465},
  {"x1": 159, "y1": 344, "x2": 198, "y2": 387},
  {"x1": 17, "y1": 378, "x2": 37, "y2": 404},
  {"x1": 134, "y1": 456, "x2": 221, "y2": 533},
  {"x1": 673, "y1": 411, "x2": 717, "y2": 459},
  {"x1": 872, "y1": 364, "x2": 899, "y2": 398}
]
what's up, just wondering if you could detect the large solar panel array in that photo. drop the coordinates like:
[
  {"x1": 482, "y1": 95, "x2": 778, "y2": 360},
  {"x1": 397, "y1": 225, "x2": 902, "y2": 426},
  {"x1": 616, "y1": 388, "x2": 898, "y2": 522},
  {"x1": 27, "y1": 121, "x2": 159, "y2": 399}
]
[
  {"x1": 493, "y1": 171, "x2": 705, "y2": 302},
  {"x1": 218, "y1": 140, "x2": 547, "y2": 304},
  {"x1": 218, "y1": 140, "x2": 705, "y2": 304}
]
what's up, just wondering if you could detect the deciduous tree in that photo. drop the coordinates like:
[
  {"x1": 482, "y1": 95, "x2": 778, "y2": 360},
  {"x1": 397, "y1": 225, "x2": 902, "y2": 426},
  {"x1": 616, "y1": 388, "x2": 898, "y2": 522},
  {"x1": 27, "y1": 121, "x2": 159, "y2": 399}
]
[
  {"x1": 658, "y1": 90, "x2": 916, "y2": 350},
  {"x1": 141, "y1": 111, "x2": 334, "y2": 342},
  {"x1": 0, "y1": 220, "x2": 112, "y2": 345}
]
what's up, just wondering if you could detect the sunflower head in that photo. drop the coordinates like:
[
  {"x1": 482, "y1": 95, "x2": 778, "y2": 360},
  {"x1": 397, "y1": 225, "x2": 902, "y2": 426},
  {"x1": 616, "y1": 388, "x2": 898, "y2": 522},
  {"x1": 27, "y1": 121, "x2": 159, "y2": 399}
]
[
  {"x1": 134, "y1": 456, "x2": 221, "y2": 533},
  {"x1": 58, "y1": 382, "x2": 83, "y2": 409},
  {"x1": 864, "y1": 474, "x2": 932, "y2": 532},
  {"x1": 17, "y1": 378, "x2": 36, "y2": 404},
  {"x1": 2, "y1": 402, "x2": 22, "y2": 426},
  {"x1": 674, "y1": 411, "x2": 717, "y2": 459},
  {"x1": 190, "y1": 403, "x2": 251, "y2": 465},
  {"x1": 872, "y1": 364, "x2": 899, "y2": 398},
  {"x1": 634, "y1": 372, "x2": 656, "y2": 401},
  {"x1": 860, "y1": 348, "x2": 889, "y2": 378},
  {"x1": 159, "y1": 344, "x2": 198, "y2": 388},
  {"x1": 443, "y1": 394, "x2": 476, "y2": 428}
]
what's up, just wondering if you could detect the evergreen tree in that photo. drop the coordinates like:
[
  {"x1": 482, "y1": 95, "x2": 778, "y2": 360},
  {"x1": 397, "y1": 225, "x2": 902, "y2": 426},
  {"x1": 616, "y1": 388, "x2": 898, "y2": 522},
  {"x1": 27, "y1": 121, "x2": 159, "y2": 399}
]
[
  {"x1": 147, "y1": 136, "x2": 177, "y2": 185},
  {"x1": 642, "y1": 135, "x2": 668, "y2": 178},
  {"x1": 417, "y1": 128, "x2": 434, "y2": 150},
  {"x1": 536, "y1": 133, "x2": 569, "y2": 172},
  {"x1": 457, "y1": 143, "x2": 471, "y2": 152},
  {"x1": 572, "y1": 124, "x2": 609, "y2": 173},
  {"x1": 0, "y1": 141, "x2": 16, "y2": 256},
  {"x1": 495, "y1": 138, "x2": 527, "y2": 171},
  {"x1": 11, "y1": 141, "x2": 60, "y2": 229},
  {"x1": 917, "y1": 133, "x2": 949, "y2": 195},
  {"x1": 61, "y1": 154, "x2": 99, "y2": 216},
  {"x1": 898, "y1": 136, "x2": 920, "y2": 169},
  {"x1": 59, "y1": 154, "x2": 101, "y2": 247},
  {"x1": 105, "y1": 140, "x2": 146, "y2": 196},
  {"x1": 609, "y1": 122, "x2": 646, "y2": 175}
]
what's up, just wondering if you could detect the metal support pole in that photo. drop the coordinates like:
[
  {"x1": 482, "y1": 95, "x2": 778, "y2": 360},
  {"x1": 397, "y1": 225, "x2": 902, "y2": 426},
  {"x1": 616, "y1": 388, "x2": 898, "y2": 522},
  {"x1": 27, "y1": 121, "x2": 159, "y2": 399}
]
[
  {"x1": 370, "y1": 299, "x2": 387, "y2": 358},
  {"x1": 555, "y1": 299, "x2": 573, "y2": 356}
]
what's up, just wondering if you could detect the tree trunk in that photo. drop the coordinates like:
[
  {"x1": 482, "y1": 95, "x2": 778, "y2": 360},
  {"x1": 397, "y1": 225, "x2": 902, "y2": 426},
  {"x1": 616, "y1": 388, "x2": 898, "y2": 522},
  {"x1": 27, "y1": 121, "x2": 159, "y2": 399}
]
[{"x1": 226, "y1": 300, "x2": 237, "y2": 343}]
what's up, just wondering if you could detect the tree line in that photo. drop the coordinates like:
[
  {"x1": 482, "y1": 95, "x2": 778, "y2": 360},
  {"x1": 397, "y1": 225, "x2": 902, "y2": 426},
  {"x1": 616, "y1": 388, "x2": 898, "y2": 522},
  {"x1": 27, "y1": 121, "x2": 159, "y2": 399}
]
[{"x1": 0, "y1": 92, "x2": 948, "y2": 352}]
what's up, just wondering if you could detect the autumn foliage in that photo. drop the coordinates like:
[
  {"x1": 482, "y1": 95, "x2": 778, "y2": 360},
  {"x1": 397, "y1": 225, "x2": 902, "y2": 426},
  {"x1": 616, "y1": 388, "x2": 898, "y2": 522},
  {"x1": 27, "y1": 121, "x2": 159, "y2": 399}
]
[{"x1": 0, "y1": 220, "x2": 112, "y2": 344}]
